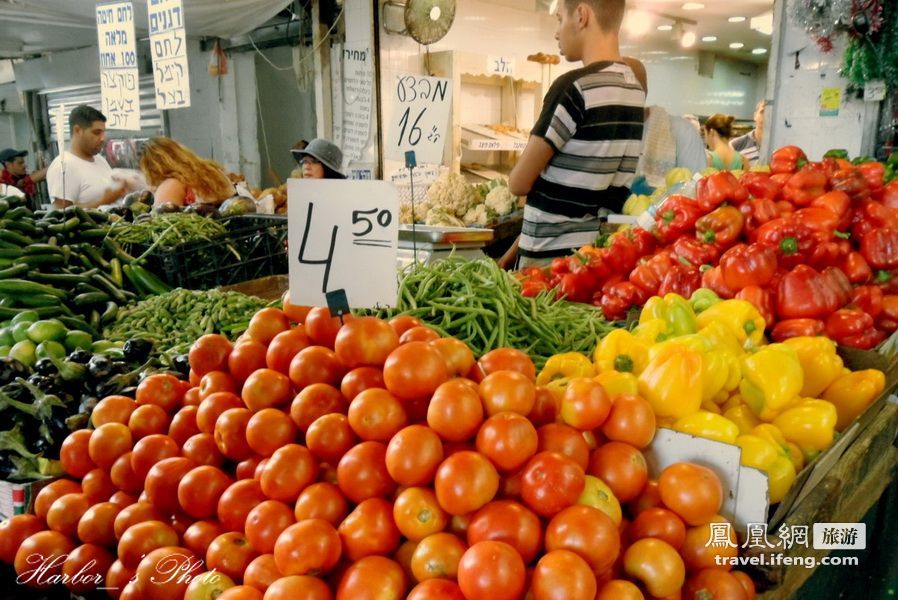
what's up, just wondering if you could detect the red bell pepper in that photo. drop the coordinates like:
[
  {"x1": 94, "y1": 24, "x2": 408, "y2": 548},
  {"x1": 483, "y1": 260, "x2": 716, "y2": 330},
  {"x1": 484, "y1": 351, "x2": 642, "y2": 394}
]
[
  {"x1": 810, "y1": 190, "x2": 852, "y2": 231},
  {"x1": 857, "y1": 162, "x2": 885, "y2": 193},
  {"x1": 629, "y1": 227, "x2": 657, "y2": 259},
  {"x1": 695, "y1": 205, "x2": 744, "y2": 250},
  {"x1": 792, "y1": 207, "x2": 839, "y2": 243},
  {"x1": 701, "y1": 265, "x2": 736, "y2": 299},
  {"x1": 600, "y1": 282, "x2": 643, "y2": 321},
  {"x1": 830, "y1": 168, "x2": 870, "y2": 204},
  {"x1": 851, "y1": 201, "x2": 898, "y2": 239},
  {"x1": 605, "y1": 232, "x2": 640, "y2": 274},
  {"x1": 826, "y1": 309, "x2": 877, "y2": 348},
  {"x1": 838, "y1": 251, "x2": 873, "y2": 284},
  {"x1": 671, "y1": 237, "x2": 720, "y2": 269},
  {"x1": 736, "y1": 285, "x2": 775, "y2": 327},
  {"x1": 821, "y1": 157, "x2": 854, "y2": 179},
  {"x1": 880, "y1": 181, "x2": 898, "y2": 210},
  {"x1": 770, "y1": 146, "x2": 808, "y2": 175},
  {"x1": 877, "y1": 295, "x2": 898, "y2": 333},
  {"x1": 808, "y1": 239, "x2": 851, "y2": 270},
  {"x1": 860, "y1": 228, "x2": 898, "y2": 271},
  {"x1": 770, "y1": 173, "x2": 792, "y2": 188},
  {"x1": 822, "y1": 266, "x2": 853, "y2": 310},
  {"x1": 776, "y1": 265, "x2": 839, "y2": 320},
  {"x1": 654, "y1": 195, "x2": 702, "y2": 245},
  {"x1": 782, "y1": 167, "x2": 828, "y2": 207},
  {"x1": 741, "y1": 172, "x2": 783, "y2": 201},
  {"x1": 696, "y1": 171, "x2": 749, "y2": 212},
  {"x1": 719, "y1": 243, "x2": 777, "y2": 292},
  {"x1": 629, "y1": 252, "x2": 675, "y2": 296},
  {"x1": 851, "y1": 286, "x2": 884, "y2": 318},
  {"x1": 770, "y1": 318, "x2": 826, "y2": 342},
  {"x1": 840, "y1": 328, "x2": 887, "y2": 349},
  {"x1": 550, "y1": 257, "x2": 570, "y2": 278},
  {"x1": 657, "y1": 265, "x2": 702, "y2": 298},
  {"x1": 521, "y1": 279, "x2": 550, "y2": 297},
  {"x1": 755, "y1": 217, "x2": 815, "y2": 269},
  {"x1": 558, "y1": 272, "x2": 593, "y2": 303},
  {"x1": 741, "y1": 197, "x2": 780, "y2": 241}
]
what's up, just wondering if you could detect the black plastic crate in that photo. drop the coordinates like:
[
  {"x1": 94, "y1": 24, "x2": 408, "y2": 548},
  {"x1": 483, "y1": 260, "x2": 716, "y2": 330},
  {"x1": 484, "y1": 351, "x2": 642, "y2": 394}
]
[{"x1": 139, "y1": 215, "x2": 289, "y2": 290}]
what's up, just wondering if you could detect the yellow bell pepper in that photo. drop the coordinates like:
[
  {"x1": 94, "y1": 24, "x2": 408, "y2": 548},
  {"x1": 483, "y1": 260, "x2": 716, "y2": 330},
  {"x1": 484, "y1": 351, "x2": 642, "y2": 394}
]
[
  {"x1": 593, "y1": 329, "x2": 648, "y2": 375},
  {"x1": 735, "y1": 434, "x2": 797, "y2": 503},
  {"x1": 633, "y1": 318, "x2": 668, "y2": 346},
  {"x1": 649, "y1": 334, "x2": 739, "y2": 404},
  {"x1": 594, "y1": 370, "x2": 639, "y2": 399},
  {"x1": 772, "y1": 399, "x2": 838, "y2": 452},
  {"x1": 752, "y1": 424, "x2": 804, "y2": 472},
  {"x1": 739, "y1": 344, "x2": 804, "y2": 422},
  {"x1": 637, "y1": 347, "x2": 703, "y2": 419},
  {"x1": 537, "y1": 352, "x2": 595, "y2": 387},
  {"x1": 724, "y1": 403, "x2": 761, "y2": 435},
  {"x1": 673, "y1": 411, "x2": 740, "y2": 444},
  {"x1": 822, "y1": 369, "x2": 887, "y2": 431},
  {"x1": 782, "y1": 337, "x2": 844, "y2": 398},
  {"x1": 701, "y1": 399, "x2": 722, "y2": 414},
  {"x1": 639, "y1": 293, "x2": 697, "y2": 340},
  {"x1": 696, "y1": 299, "x2": 766, "y2": 349},
  {"x1": 697, "y1": 321, "x2": 745, "y2": 358}
]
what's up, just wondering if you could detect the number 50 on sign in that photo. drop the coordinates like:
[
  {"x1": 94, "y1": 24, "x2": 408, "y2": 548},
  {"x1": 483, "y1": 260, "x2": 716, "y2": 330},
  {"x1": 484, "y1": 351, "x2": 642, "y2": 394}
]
[{"x1": 287, "y1": 180, "x2": 399, "y2": 309}]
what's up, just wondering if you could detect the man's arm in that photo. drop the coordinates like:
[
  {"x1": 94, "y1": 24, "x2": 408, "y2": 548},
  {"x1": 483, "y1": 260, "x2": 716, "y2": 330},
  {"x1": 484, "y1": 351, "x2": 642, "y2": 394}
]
[
  {"x1": 508, "y1": 136, "x2": 555, "y2": 197},
  {"x1": 30, "y1": 169, "x2": 47, "y2": 184}
]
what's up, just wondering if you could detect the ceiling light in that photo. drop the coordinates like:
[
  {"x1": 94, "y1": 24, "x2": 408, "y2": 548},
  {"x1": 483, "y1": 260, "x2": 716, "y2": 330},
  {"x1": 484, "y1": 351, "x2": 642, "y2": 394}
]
[
  {"x1": 624, "y1": 10, "x2": 653, "y2": 37},
  {"x1": 750, "y1": 12, "x2": 774, "y2": 35},
  {"x1": 549, "y1": 0, "x2": 558, "y2": 14},
  {"x1": 728, "y1": 16, "x2": 746, "y2": 23},
  {"x1": 729, "y1": 42, "x2": 744, "y2": 49},
  {"x1": 752, "y1": 47, "x2": 768, "y2": 55},
  {"x1": 681, "y1": 31, "x2": 697, "y2": 47},
  {"x1": 682, "y1": 2, "x2": 704, "y2": 9},
  {"x1": 701, "y1": 35, "x2": 718, "y2": 42},
  {"x1": 657, "y1": 24, "x2": 673, "y2": 31}
]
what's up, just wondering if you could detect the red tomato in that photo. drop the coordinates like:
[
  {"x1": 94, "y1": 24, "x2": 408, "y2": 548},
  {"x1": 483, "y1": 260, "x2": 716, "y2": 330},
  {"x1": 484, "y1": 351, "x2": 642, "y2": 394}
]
[
  {"x1": 388, "y1": 315, "x2": 422, "y2": 337},
  {"x1": 289, "y1": 383, "x2": 348, "y2": 433},
  {"x1": 117, "y1": 520, "x2": 180, "y2": 569},
  {"x1": 46, "y1": 493, "x2": 90, "y2": 538},
  {"x1": 134, "y1": 546, "x2": 202, "y2": 600},
  {"x1": 243, "y1": 553, "x2": 280, "y2": 593},
  {"x1": 145, "y1": 457, "x2": 197, "y2": 515},
  {"x1": 429, "y1": 337, "x2": 476, "y2": 377},
  {"x1": 60, "y1": 429, "x2": 96, "y2": 478},
  {"x1": 684, "y1": 568, "x2": 751, "y2": 600},
  {"x1": 383, "y1": 341, "x2": 450, "y2": 401},
  {"x1": 178, "y1": 466, "x2": 234, "y2": 519},
  {"x1": 536, "y1": 424, "x2": 590, "y2": 471},
  {"x1": 266, "y1": 327, "x2": 311, "y2": 375},
  {"x1": 527, "y1": 386, "x2": 560, "y2": 426},
  {"x1": 137, "y1": 373, "x2": 186, "y2": 413},
  {"x1": 62, "y1": 543, "x2": 115, "y2": 594},
  {"x1": 623, "y1": 538, "x2": 686, "y2": 598},
  {"x1": 77, "y1": 502, "x2": 122, "y2": 547},
  {"x1": 273, "y1": 519, "x2": 341, "y2": 576},
  {"x1": 520, "y1": 451, "x2": 586, "y2": 517},
  {"x1": 88, "y1": 423, "x2": 133, "y2": 470},
  {"x1": 336, "y1": 441, "x2": 396, "y2": 504},
  {"x1": 305, "y1": 307, "x2": 352, "y2": 348},
  {"x1": 336, "y1": 556, "x2": 407, "y2": 600},
  {"x1": 408, "y1": 579, "x2": 465, "y2": 600},
  {"x1": 385, "y1": 424, "x2": 444, "y2": 486},
  {"x1": 228, "y1": 340, "x2": 269, "y2": 383},
  {"x1": 245, "y1": 408, "x2": 297, "y2": 457},
  {"x1": 479, "y1": 370, "x2": 537, "y2": 416},
  {"x1": 347, "y1": 388, "x2": 408, "y2": 442},
  {"x1": 338, "y1": 497, "x2": 402, "y2": 561},
  {"x1": 410, "y1": 532, "x2": 466, "y2": 582},
  {"x1": 545, "y1": 505, "x2": 620, "y2": 573},
  {"x1": 560, "y1": 378, "x2": 612, "y2": 431},
  {"x1": 658, "y1": 463, "x2": 724, "y2": 526},
  {"x1": 466, "y1": 500, "x2": 543, "y2": 564},
  {"x1": 475, "y1": 412, "x2": 538, "y2": 472},
  {"x1": 113, "y1": 502, "x2": 166, "y2": 540},
  {"x1": 295, "y1": 482, "x2": 350, "y2": 526},
  {"x1": 189, "y1": 334, "x2": 233, "y2": 376},
  {"x1": 206, "y1": 531, "x2": 259, "y2": 582},
  {"x1": 82, "y1": 467, "x2": 116, "y2": 503},
  {"x1": 34, "y1": 479, "x2": 82, "y2": 521},
  {"x1": 477, "y1": 348, "x2": 536, "y2": 380},
  {"x1": 260, "y1": 444, "x2": 319, "y2": 502},
  {"x1": 183, "y1": 520, "x2": 226, "y2": 558},
  {"x1": 91, "y1": 395, "x2": 137, "y2": 427},
  {"x1": 214, "y1": 407, "x2": 254, "y2": 461},
  {"x1": 457, "y1": 541, "x2": 525, "y2": 600},
  {"x1": 392, "y1": 487, "x2": 448, "y2": 541},
  {"x1": 0, "y1": 514, "x2": 44, "y2": 564},
  {"x1": 199, "y1": 371, "x2": 237, "y2": 400},
  {"x1": 169, "y1": 406, "x2": 201, "y2": 446},
  {"x1": 242, "y1": 369, "x2": 293, "y2": 412},
  {"x1": 601, "y1": 394, "x2": 657, "y2": 449},
  {"x1": 106, "y1": 560, "x2": 135, "y2": 599},
  {"x1": 434, "y1": 451, "x2": 500, "y2": 516},
  {"x1": 335, "y1": 316, "x2": 400, "y2": 368},
  {"x1": 340, "y1": 366, "x2": 386, "y2": 401},
  {"x1": 245, "y1": 500, "x2": 296, "y2": 554},
  {"x1": 128, "y1": 404, "x2": 171, "y2": 439},
  {"x1": 289, "y1": 346, "x2": 346, "y2": 389},
  {"x1": 596, "y1": 579, "x2": 645, "y2": 600},
  {"x1": 588, "y1": 442, "x2": 648, "y2": 503},
  {"x1": 183, "y1": 433, "x2": 226, "y2": 468},
  {"x1": 680, "y1": 516, "x2": 738, "y2": 572},
  {"x1": 282, "y1": 291, "x2": 313, "y2": 323},
  {"x1": 306, "y1": 413, "x2": 358, "y2": 466},
  {"x1": 131, "y1": 434, "x2": 181, "y2": 480},
  {"x1": 14, "y1": 530, "x2": 76, "y2": 589},
  {"x1": 197, "y1": 392, "x2": 244, "y2": 434},
  {"x1": 399, "y1": 326, "x2": 441, "y2": 344},
  {"x1": 629, "y1": 507, "x2": 688, "y2": 551},
  {"x1": 427, "y1": 379, "x2": 484, "y2": 442},
  {"x1": 245, "y1": 307, "x2": 291, "y2": 344},
  {"x1": 531, "y1": 549, "x2": 597, "y2": 600},
  {"x1": 264, "y1": 576, "x2": 329, "y2": 600}
]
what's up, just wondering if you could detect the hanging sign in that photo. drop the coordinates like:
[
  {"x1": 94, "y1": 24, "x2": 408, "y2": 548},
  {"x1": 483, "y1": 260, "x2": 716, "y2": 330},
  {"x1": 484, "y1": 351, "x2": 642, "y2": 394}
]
[
  {"x1": 148, "y1": 0, "x2": 191, "y2": 109},
  {"x1": 819, "y1": 87, "x2": 842, "y2": 117},
  {"x1": 333, "y1": 44, "x2": 373, "y2": 166},
  {"x1": 386, "y1": 75, "x2": 452, "y2": 165},
  {"x1": 96, "y1": 1, "x2": 141, "y2": 130},
  {"x1": 487, "y1": 56, "x2": 516, "y2": 77},
  {"x1": 287, "y1": 180, "x2": 399, "y2": 309}
]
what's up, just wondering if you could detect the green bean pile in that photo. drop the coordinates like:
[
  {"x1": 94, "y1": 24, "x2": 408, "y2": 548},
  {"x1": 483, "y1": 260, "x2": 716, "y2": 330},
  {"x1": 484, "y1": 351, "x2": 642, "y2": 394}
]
[
  {"x1": 107, "y1": 213, "x2": 227, "y2": 250},
  {"x1": 103, "y1": 288, "x2": 269, "y2": 355},
  {"x1": 369, "y1": 257, "x2": 616, "y2": 369}
]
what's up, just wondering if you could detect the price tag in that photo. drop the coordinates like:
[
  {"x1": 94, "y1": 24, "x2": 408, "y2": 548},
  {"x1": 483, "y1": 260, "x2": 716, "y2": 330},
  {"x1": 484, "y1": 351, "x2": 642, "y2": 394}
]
[
  {"x1": 865, "y1": 80, "x2": 886, "y2": 102},
  {"x1": 96, "y1": 1, "x2": 141, "y2": 130},
  {"x1": 487, "y1": 56, "x2": 516, "y2": 77},
  {"x1": 287, "y1": 180, "x2": 399, "y2": 309},
  {"x1": 386, "y1": 74, "x2": 452, "y2": 165},
  {"x1": 148, "y1": 0, "x2": 191, "y2": 110}
]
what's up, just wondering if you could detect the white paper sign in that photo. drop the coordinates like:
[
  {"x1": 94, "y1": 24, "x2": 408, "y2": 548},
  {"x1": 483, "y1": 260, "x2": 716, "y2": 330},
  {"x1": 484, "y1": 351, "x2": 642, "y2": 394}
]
[
  {"x1": 148, "y1": 0, "x2": 191, "y2": 109},
  {"x1": 487, "y1": 56, "x2": 516, "y2": 77},
  {"x1": 386, "y1": 75, "x2": 452, "y2": 165},
  {"x1": 96, "y1": 1, "x2": 141, "y2": 130},
  {"x1": 333, "y1": 44, "x2": 373, "y2": 166},
  {"x1": 287, "y1": 180, "x2": 399, "y2": 309},
  {"x1": 865, "y1": 80, "x2": 887, "y2": 102}
]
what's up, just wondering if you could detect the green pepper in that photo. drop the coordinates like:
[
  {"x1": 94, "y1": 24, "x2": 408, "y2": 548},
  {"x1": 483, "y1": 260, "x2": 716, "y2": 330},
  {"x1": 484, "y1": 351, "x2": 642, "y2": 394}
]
[
  {"x1": 689, "y1": 288, "x2": 721, "y2": 315},
  {"x1": 638, "y1": 293, "x2": 697, "y2": 340}
]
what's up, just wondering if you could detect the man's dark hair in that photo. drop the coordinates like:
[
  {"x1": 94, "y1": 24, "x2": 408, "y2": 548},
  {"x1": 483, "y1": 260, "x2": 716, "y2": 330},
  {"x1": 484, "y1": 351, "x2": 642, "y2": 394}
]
[
  {"x1": 564, "y1": 0, "x2": 626, "y2": 33},
  {"x1": 69, "y1": 105, "x2": 106, "y2": 133}
]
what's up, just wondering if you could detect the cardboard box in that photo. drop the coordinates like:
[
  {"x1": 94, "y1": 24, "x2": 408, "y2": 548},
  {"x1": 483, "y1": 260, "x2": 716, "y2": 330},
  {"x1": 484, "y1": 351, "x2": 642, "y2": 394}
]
[{"x1": 0, "y1": 477, "x2": 57, "y2": 521}]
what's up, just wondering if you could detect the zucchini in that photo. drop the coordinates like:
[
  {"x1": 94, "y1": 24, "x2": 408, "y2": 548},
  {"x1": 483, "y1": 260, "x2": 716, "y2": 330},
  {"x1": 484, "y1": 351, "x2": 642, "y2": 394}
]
[
  {"x1": 0, "y1": 230, "x2": 32, "y2": 246},
  {"x1": 74, "y1": 207, "x2": 97, "y2": 227},
  {"x1": 0, "y1": 264, "x2": 30, "y2": 279},
  {"x1": 74, "y1": 283, "x2": 104, "y2": 295},
  {"x1": 0, "y1": 249, "x2": 23, "y2": 259},
  {"x1": 13, "y1": 254, "x2": 66, "y2": 268},
  {"x1": 122, "y1": 264, "x2": 147, "y2": 296},
  {"x1": 81, "y1": 245, "x2": 110, "y2": 270},
  {"x1": 109, "y1": 258, "x2": 124, "y2": 288},
  {"x1": 130, "y1": 264, "x2": 172, "y2": 295},
  {"x1": 26, "y1": 271, "x2": 89, "y2": 286},
  {"x1": 103, "y1": 238, "x2": 135, "y2": 263},
  {"x1": 14, "y1": 294, "x2": 61, "y2": 308},
  {"x1": 73, "y1": 292, "x2": 111, "y2": 307},
  {"x1": 24, "y1": 244, "x2": 64, "y2": 255},
  {"x1": 90, "y1": 273, "x2": 128, "y2": 304},
  {"x1": 0, "y1": 279, "x2": 67, "y2": 299},
  {"x1": 78, "y1": 228, "x2": 109, "y2": 240},
  {"x1": 4, "y1": 220, "x2": 39, "y2": 237},
  {"x1": 47, "y1": 216, "x2": 80, "y2": 235},
  {"x1": 6, "y1": 206, "x2": 32, "y2": 220}
]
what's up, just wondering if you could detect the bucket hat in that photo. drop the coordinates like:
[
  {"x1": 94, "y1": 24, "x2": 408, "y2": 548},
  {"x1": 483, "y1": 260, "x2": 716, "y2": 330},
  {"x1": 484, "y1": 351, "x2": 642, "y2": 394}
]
[{"x1": 291, "y1": 138, "x2": 346, "y2": 179}]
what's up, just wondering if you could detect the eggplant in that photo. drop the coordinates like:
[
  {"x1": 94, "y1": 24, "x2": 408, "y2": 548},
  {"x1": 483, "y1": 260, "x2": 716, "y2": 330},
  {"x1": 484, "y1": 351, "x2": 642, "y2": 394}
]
[
  {"x1": 88, "y1": 355, "x2": 114, "y2": 380},
  {"x1": 2, "y1": 381, "x2": 29, "y2": 402},
  {"x1": 0, "y1": 357, "x2": 29, "y2": 386},
  {"x1": 68, "y1": 349, "x2": 93, "y2": 364},
  {"x1": 171, "y1": 354, "x2": 190, "y2": 377},
  {"x1": 123, "y1": 339, "x2": 154, "y2": 363},
  {"x1": 26, "y1": 374, "x2": 59, "y2": 394},
  {"x1": 34, "y1": 358, "x2": 58, "y2": 377}
]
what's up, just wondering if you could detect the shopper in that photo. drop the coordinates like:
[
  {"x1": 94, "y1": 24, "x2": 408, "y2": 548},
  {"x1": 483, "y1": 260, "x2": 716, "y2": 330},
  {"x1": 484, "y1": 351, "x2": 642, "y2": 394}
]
[
  {"x1": 500, "y1": 0, "x2": 644, "y2": 268},
  {"x1": 731, "y1": 100, "x2": 765, "y2": 166},
  {"x1": 705, "y1": 114, "x2": 744, "y2": 171},
  {"x1": 139, "y1": 137, "x2": 234, "y2": 207},
  {"x1": 289, "y1": 139, "x2": 310, "y2": 179},
  {"x1": 291, "y1": 138, "x2": 346, "y2": 180},
  {"x1": 0, "y1": 148, "x2": 46, "y2": 204},
  {"x1": 623, "y1": 57, "x2": 707, "y2": 191},
  {"x1": 46, "y1": 105, "x2": 125, "y2": 208}
]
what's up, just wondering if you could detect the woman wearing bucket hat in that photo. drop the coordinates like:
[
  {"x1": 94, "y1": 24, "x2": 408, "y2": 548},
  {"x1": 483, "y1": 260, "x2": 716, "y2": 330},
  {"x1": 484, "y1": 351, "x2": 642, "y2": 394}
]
[{"x1": 291, "y1": 138, "x2": 346, "y2": 180}]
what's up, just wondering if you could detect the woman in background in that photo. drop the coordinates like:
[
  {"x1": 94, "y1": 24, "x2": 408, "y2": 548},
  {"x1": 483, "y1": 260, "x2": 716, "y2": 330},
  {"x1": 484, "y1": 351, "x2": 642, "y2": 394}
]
[
  {"x1": 704, "y1": 114, "x2": 744, "y2": 171},
  {"x1": 139, "y1": 137, "x2": 234, "y2": 207}
]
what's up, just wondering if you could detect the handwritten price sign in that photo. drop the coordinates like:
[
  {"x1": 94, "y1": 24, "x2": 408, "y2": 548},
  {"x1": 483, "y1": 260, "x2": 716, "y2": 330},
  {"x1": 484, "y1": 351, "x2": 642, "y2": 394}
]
[
  {"x1": 96, "y1": 1, "x2": 141, "y2": 130},
  {"x1": 287, "y1": 180, "x2": 399, "y2": 309},
  {"x1": 148, "y1": 0, "x2": 191, "y2": 109},
  {"x1": 386, "y1": 75, "x2": 452, "y2": 165}
]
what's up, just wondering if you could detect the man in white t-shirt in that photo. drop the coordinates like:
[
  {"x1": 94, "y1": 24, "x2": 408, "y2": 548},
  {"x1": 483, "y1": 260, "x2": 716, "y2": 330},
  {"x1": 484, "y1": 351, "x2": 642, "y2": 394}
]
[{"x1": 46, "y1": 105, "x2": 126, "y2": 208}]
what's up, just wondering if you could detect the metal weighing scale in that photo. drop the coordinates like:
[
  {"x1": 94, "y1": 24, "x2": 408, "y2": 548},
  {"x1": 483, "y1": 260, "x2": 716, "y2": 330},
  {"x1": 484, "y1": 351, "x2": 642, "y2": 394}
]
[{"x1": 397, "y1": 225, "x2": 495, "y2": 268}]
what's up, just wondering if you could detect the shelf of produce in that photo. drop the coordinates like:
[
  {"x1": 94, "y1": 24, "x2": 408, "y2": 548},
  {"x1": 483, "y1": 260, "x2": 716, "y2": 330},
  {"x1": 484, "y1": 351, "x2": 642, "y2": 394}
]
[{"x1": 461, "y1": 124, "x2": 528, "y2": 152}]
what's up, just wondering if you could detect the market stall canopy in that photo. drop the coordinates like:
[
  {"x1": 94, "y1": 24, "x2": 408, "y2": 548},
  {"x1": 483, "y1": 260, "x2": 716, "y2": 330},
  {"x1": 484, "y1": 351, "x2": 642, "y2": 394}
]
[{"x1": 0, "y1": 0, "x2": 295, "y2": 57}]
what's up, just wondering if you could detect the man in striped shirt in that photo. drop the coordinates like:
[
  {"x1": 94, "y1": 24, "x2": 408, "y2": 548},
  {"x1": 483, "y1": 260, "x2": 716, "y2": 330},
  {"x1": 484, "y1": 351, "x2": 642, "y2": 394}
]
[
  {"x1": 730, "y1": 100, "x2": 765, "y2": 167},
  {"x1": 501, "y1": 0, "x2": 645, "y2": 268}
]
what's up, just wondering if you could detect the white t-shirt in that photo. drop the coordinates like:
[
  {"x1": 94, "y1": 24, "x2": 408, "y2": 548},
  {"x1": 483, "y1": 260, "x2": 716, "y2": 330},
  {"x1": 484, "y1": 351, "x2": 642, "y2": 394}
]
[{"x1": 46, "y1": 151, "x2": 116, "y2": 207}]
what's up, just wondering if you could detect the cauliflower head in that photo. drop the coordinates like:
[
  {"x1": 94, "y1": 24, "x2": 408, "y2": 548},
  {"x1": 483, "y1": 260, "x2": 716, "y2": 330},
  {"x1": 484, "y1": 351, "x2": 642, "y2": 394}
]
[
  {"x1": 484, "y1": 186, "x2": 519, "y2": 216},
  {"x1": 426, "y1": 172, "x2": 479, "y2": 217}
]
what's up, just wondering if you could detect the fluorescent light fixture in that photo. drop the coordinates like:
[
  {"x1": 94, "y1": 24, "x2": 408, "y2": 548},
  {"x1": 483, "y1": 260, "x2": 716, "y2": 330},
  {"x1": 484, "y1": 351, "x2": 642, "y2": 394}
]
[
  {"x1": 549, "y1": 0, "x2": 558, "y2": 14},
  {"x1": 750, "y1": 12, "x2": 774, "y2": 35},
  {"x1": 657, "y1": 24, "x2": 673, "y2": 31},
  {"x1": 681, "y1": 31, "x2": 697, "y2": 47},
  {"x1": 682, "y1": 2, "x2": 704, "y2": 9},
  {"x1": 752, "y1": 47, "x2": 768, "y2": 55},
  {"x1": 728, "y1": 16, "x2": 746, "y2": 23},
  {"x1": 624, "y1": 10, "x2": 653, "y2": 37},
  {"x1": 729, "y1": 42, "x2": 744, "y2": 49},
  {"x1": 702, "y1": 35, "x2": 718, "y2": 42}
]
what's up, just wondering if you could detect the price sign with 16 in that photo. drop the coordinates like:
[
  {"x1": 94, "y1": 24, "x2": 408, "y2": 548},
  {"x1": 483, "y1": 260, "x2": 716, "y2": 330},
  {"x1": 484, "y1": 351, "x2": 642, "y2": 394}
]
[{"x1": 386, "y1": 74, "x2": 452, "y2": 164}]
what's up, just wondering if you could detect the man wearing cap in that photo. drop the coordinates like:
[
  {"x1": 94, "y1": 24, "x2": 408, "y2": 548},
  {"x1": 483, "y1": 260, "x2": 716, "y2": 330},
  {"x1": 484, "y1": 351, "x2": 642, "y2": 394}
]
[
  {"x1": 291, "y1": 138, "x2": 346, "y2": 180},
  {"x1": 0, "y1": 148, "x2": 46, "y2": 203}
]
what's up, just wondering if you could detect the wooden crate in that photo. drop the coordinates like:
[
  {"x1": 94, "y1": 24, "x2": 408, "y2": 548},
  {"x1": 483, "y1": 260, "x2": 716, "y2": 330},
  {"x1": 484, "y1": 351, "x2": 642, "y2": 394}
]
[{"x1": 218, "y1": 275, "x2": 289, "y2": 301}]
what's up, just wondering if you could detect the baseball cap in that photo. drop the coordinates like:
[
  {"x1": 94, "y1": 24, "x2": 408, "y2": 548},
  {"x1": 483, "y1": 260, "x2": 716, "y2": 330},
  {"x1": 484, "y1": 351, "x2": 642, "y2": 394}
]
[{"x1": 0, "y1": 148, "x2": 27, "y2": 164}]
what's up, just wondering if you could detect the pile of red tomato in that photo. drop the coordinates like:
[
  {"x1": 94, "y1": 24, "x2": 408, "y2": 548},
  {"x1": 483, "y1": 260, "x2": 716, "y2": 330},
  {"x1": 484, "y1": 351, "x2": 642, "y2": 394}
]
[{"x1": 0, "y1": 298, "x2": 756, "y2": 600}]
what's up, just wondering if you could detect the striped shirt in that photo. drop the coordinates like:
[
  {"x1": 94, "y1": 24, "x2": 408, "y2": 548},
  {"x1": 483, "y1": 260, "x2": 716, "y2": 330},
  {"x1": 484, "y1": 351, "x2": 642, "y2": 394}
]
[
  {"x1": 731, "y1": 131, "x2": 760, "y2": 166},
  {"x1": 519, "y1": 61, "x2": 645, "y2": 259}
]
